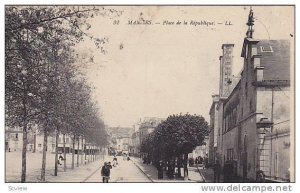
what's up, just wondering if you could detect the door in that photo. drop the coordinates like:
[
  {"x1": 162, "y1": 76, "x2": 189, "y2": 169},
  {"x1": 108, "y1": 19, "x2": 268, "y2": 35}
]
[{"x1": 242, "y1": 135, "x2": 248, "y2": 181}]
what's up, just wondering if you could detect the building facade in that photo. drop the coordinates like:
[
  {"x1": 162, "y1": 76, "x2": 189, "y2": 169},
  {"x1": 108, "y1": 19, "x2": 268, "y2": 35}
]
[
  {"x1": 6, "y1": 126, "x2": 92, "y2": 155},
  {"x1": 216, "y1": 9, "x2": 293, "y2": 182},
  {"x1": 209, "y1": 44, "x2": 237, "y2": 166}
]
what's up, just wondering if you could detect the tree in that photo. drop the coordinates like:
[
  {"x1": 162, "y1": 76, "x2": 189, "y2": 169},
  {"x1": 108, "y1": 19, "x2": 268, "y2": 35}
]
[
  {"x1": 140, "y1": 113, "x2": 209, "y2": 180},
  {"x1": 5, "y1": 6, "x2": 119, "y2": 182}
]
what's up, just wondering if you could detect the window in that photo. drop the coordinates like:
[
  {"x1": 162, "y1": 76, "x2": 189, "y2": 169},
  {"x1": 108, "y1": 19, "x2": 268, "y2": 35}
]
[
  {"x1": 254, "y1": 57, "x2": 261, "y2": 68},
  {"x1": 252, "y1": 47, "x2": 258, "y2": 56},
  {"x1": 15, "y1": 133, "x2": 18, "y2": 140},
  {"x1": 38, "y1": 144, "x2": 42, "y2": 147},
  {"x1": 227, "y1": 149, "x2": 234, "y2": 161},
  {"x1": 260, "y1": 45, "x2": 273, "y2": 52},
  {"x1": 66, "y1": 138, "x2": 69, "y2": 143}
]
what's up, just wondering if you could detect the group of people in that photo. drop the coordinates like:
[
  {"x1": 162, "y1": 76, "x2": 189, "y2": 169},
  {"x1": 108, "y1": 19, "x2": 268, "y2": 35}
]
[{"x1": 188, "y1": 156, "x2": 209, "y2": 168}]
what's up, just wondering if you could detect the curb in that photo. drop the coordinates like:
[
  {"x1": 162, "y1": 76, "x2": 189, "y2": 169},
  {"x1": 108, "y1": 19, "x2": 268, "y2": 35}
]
[
  {"x1": 195, "y1": 165, "x2": 206, "y2": 182},
  {"x1": 81, "y1": 158, "x2": 106, "y2": 182},
  {"x1": 131, "y1": 159, "x2": 154, "y2": 182}
]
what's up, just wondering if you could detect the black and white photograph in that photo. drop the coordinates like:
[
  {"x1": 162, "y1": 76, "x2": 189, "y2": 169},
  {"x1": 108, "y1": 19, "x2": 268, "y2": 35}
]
[{"x1": 4, "y1": 4, "x2": 294, "y2": 186}]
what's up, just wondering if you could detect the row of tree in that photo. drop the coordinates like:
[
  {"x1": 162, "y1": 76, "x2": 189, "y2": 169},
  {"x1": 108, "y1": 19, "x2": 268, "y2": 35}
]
[
  {"x1": 140, "y1": 113, "x2": 209, "y2": 180},
  {"x1": 5, "y1": 6, "x2": 118, "y2": 182}
]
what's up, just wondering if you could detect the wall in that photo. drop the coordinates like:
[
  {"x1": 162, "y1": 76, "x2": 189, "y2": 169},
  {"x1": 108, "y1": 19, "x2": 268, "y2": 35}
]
[
  {"x1": 265, "y1": 128, "x2": 290, "y2": 181},
  {"x1": 256, "y1": 87, "x2": 290, "y2": 124}
]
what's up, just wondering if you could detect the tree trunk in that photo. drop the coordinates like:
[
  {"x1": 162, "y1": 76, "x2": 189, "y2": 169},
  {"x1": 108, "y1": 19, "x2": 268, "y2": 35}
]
[
  {"x1": 41, "y1": 129, "x2": 48, "y2": 181},
  {"x1": 93, "y1": 146, "x2": 95, "y2": 161},
  {"x1": 21, "y1": 124, "x2": 27, "y2": 182},
  {"x1": 84, "y1": 140, "x2": 87, "y2": 165},
  {"x1": 54, "y1": 129, "x2": 59, "y2": 176},
  {"x1": 33, "y1": 132, "x2": 36, "y2": 153},
  {"x1": 88, "y1": 147, "x2": 91, "y2": 163},
  {"x1": 76, "y1": 137, "x2": 79, "y2": 167},
  {"x1": 177, "y1": 156, "x2": 181, "y2": 177},
  {"x1": 81, "y1": 137, "x2": 83, "y2": 164},
  {"x1": 71, "y1": 134, "x2": 75, "y2": 169},
  {"x1": 91, "y1": 146, "x2": 94, "y2": 162},
  {"x1": 63, "y1": 134, "x2": 66, "y2": 172},
  {"x1": 183, "y1": 153, "x2": 189, "y2": 180}
]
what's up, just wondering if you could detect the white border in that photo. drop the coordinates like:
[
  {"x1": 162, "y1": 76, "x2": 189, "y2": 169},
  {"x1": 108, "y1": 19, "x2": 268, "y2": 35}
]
[{"x1": 0, "y1": 1, "x2": 299, "y2": 193}]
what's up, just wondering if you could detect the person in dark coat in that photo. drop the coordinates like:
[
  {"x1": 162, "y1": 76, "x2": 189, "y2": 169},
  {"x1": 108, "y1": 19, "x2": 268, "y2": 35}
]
[
  {"x1": 204, "y1": 156, "x2": 209, "y2": 169},
  {"x1": 213, "y1": 160, "x2": 221, "y2": 182},
  {"x1": 157, "y1": 161, "x2": 164, "y2": 179},
  {"x1": 101, "y1": 162, "x2": 111, "y2": 183}
]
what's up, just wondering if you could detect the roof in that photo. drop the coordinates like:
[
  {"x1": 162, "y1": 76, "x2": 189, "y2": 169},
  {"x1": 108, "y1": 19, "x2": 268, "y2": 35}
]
[
  {"x1": 222, "y1": 44, "x2": 234, "y2": 49},
  {"x1": 257, "y1": 40, "x2": 290, "y2": 81}
]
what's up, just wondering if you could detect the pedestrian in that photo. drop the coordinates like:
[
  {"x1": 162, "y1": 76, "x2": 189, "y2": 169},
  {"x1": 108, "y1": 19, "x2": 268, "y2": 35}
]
[
  {"x1": 101, "y1": 162, "x2": 111, "y2": 183},
  {"x1": 157, "y1": 161, "x2": 164, "y2": 179},
  {"x1": 256, "y1": 170, "x2": 265, "y2": 182},
  {"x1": 58, "y1": 153, "x2": 64, "y2": 165},
  {"x1": 108, "y1": 162, "x2": 112, "y2": 169},
  {"x1": 213, "y1": 160, "x2": 221, "y2": 182},
  {"x1": 113, "y1": 156, "x2": 118, "y2": 167},
  {"x1": 195, "y1": 157, "x2": 198, "y2": 166},
  {"x1": 204, "y1": 156, "x2": 209, "y2": 169},
  {"x1": 147, "y1": 155, "x2": 151, "y2": 165}
]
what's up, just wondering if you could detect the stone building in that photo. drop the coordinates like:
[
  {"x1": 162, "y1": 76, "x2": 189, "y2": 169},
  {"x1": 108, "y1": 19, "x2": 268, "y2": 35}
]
[
  {"x1": 209, "y1": 43, "x2": 238, "y2": 166},
  {"x1": 217, "y1": 9, "x2": 293, "y2": 182}
]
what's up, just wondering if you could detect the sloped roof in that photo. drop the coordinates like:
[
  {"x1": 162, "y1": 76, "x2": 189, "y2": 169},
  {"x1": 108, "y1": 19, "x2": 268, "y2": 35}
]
[{"x1": 258, "y1": 40, "x2": 290, "y2": 81}]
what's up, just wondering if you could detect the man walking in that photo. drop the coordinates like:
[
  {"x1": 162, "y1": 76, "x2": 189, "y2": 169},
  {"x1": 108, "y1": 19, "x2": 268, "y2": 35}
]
[{"x1": 101, "y1": 162, "x2": 111, "y2": 183}]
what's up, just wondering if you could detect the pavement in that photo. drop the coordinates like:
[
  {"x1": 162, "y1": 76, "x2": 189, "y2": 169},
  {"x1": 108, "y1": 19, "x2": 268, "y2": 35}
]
[
  {"x1": 84, "y1": 156, "x2": 151, "y2": 182},
  {"x1": 6, "y1": 151, "x2": 208, "y2": 183},
  {"x1": 130, "y1": 157, "x2": 204, "y2": 182},
  {"x1": 5, "y1": 151, "x2": 105, "y2": 182}
]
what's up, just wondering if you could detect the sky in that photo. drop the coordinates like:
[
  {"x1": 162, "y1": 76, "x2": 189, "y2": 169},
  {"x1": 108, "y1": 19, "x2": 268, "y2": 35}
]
[{"x1": 75, "y1": 6, "x2": 294, "y2": 127}]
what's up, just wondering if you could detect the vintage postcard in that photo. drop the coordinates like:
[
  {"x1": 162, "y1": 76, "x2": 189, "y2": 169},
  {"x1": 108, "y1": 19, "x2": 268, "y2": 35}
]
[{"x1": 4, "y1": 5, "x2": 294, "y2": 184}]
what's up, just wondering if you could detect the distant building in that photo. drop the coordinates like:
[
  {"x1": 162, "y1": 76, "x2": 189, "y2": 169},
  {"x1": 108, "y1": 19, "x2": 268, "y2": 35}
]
[
  {"x1": 208, "y1": 95, "x2": 219, "y2": 164},
  {"x1": 189, "y1": 137, "x2": 209, "y2": 159},
  {"x1": 129, "y1": 117, "x2": 163, "y2": 156},
  {"x1": 131, "y1": 131, "x2": 140, "y2": 156},
  {"x1": 107, "y1": 127, "x2": 134, "y2": 154},
  {"x1": 6, "y1": 126, "x2": 89, "y2": 155},
  {"x1": 5, "y1": 127, "x2": 23, "y2": 152},
  {"x1": 139, "y1": 117, "x2": 163, "y2": 145}
]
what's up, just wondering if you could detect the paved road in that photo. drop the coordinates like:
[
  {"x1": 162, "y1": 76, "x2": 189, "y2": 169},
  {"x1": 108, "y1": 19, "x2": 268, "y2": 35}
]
[{"x1": 84, "y1": 157, "x2": 151, "y2": 182}]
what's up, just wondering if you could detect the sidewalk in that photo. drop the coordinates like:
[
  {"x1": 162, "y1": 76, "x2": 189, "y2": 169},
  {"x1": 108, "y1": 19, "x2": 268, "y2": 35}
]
[
  {"x1": 50, "y1": 155, "x2": 109, "y2": 182},
  {"x1": 131, "y1": 157, "x2": 204, "y2": 182},
  {"x1": 5, "y1": 151, "x2": 108, "y2": 182}
]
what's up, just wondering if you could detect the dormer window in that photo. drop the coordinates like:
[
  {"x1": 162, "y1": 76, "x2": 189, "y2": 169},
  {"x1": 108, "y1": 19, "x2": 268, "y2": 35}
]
[{"x1": 260, "y1": 45, "x2": 273, "y2": 52}]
